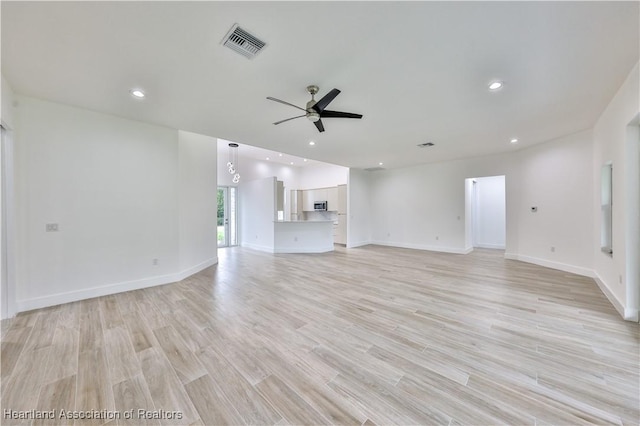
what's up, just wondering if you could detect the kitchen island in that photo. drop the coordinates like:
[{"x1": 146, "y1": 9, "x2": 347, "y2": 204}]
[{"x1": 273, "y1": 220, "x2": 334, "y2": 253}]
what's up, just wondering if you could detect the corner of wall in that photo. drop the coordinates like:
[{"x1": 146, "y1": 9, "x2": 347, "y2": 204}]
[
  {"x1": 593, "y1": 272, "x2": 627, "y2": 319},
  {"x1": 1, "y1": 74, "x2": 16, "y2": 129}
]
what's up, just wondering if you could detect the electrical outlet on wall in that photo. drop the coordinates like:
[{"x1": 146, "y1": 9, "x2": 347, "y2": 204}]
[
  {"x1": 152, "y1": 258, "x2": 159, "y2": 266},
  {"x1": 550, "y1": 246, "x2": 555, "y2": 253},
  {"x1": 45, "y1": 223, "x2": 59, "y2": 232}
]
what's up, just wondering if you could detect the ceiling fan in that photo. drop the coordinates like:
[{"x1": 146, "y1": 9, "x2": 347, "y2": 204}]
[{"x1": 267, "y1": 85, "x2": 363, "y2": 133}]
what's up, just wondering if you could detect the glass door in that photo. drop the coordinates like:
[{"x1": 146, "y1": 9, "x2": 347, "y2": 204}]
[{"x1": 217, "y1": 186, "x2": 238, "y2": 247}]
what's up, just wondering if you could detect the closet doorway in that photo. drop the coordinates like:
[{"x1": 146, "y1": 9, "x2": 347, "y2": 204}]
[{"x1": 466, "y1": 175, "x2": 506, "y2": 250}]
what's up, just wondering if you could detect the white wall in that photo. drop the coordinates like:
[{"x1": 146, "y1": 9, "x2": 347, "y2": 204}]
[
  {"x1": 364, "y1": 130, "x2": 594, "y2": 274},
  {"x1": 593, "y1": 62, "x2": 640, "y2": 320},
  {"x1": 369, "y1": 156, "x2": 511, "y2": 254},
  {"x1": 296, "y1": 163, "x2": 348, "y2": 190},
  {"x1": 472, "y1": 175, "x2": 505, "y2": 249},
  {"x1": 510, "y1": 131, "x2": 594, "y2": 275},
  {"x1": 178, "y1": 130, "x2": 218, "y2": 275},
  {"x1": 239, "y1": 176, "x2": 276, "y2": 252},
  {"x1": 1, "y1": 75, "x2": 16, "y2": 130},
  {"x1": 218, "y1": 153, "x2": 299, "y2": 191},
  {"x1": 14, "y1": 96, "x2": 217, "y2": 312},
  {"x1": 347, "y1": 168, "x2": 372, "y2": 248}
]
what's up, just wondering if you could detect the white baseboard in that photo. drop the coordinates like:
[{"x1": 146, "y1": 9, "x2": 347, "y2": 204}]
[
  {"x1": 474, "y1": 243, "x2": 506, "y2": 250},
  {"x1": 174, "y1": 258, "x2": 218, "y2": 282},
  {"x1": 371, "y1": 240, "x2": 472, "y2": 255},
  {"x1": 624, "y1": 308, "x2": 639, "y2": 322},
  {"x1": 274, "y1": 245, "x2": 334, "y2": 254},
  {"x1": 505, "y1": 253, "x2": 638, "y2": 322},
  {"x1": 503, "y1": 253, "x2": 594, "y2": 277},
  {"x1": 241, "y1": 242, "x2": 275, "y2": 253},
  {"x1": 16, "y1": 257, "x2": 218, "y2": 313},
  {"x1": 593, "y1": 272, "x2": 629, "y2": 320},
  {"x1": 346, "y1": 240, "x2": 371, "y2": 248}
]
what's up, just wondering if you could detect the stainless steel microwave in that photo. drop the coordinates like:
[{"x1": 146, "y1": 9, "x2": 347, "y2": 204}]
[{"x1": 314, "y1": 201, "x2": 327, "y2": 211}]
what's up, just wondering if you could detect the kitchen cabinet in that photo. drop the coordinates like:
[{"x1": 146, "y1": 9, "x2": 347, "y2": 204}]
[
  {"x1": 276, "y1": 180, "x2": 284, "y2": 212},
  {"x1": 290, "y1": 189, "x2": 302, "y2": 220},
  {"x1": 315, "y1": 188, "x2": 328, "y2": 203},
  {"x1": 334, "y1": 215, "x2": 347, "y2": 244},
  {"x1": 302, "y1": 189, "x2": 315, "y2": 211},
  {"x1": 327, "y1": 187, "x2": 338, "y2": 211},
  {"x1": 301, "y1": 185, "x2": 346, "y2": 212},
  {"x1": 337, "y1": 184, "x2": 347, "y2": 214}
]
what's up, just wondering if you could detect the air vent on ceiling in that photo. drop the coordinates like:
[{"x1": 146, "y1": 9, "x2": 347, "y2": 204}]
[
  {"x1": 417, "y1": 142, "x2": 435, "y2": 148},
  {"x1": 221, "y1": 24, "x2": 266, "y2": 59},
  {"x1": 364, "y1": 167, "x2": 386, "y2": 172}
]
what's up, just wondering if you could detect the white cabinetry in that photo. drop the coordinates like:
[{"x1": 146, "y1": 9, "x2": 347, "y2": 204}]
[
  {"x1": 337, "y1": 184, "x2": 347, "y2": 214},
  {"x1": 315, "y1": 188, "x2": 328, "y2": 203},
  {"x1": 276, "y1": 180, "x2": 284, "y2": 212},
  {"x1": 327, "y1": 187, "x2": 338, "y2": 211},
  {"x1": 302, "y1": 189, "x2": 315, "y2": 211},
  {"x1": 290, "y1": 190, "x2": 302, "y2": 220},
  {"x1": 302, "y1": 188, "x2": 330, "y2": 211},
  {"x1": 334, "y1": 215, "x2": 347, "y2": 244},
  {"x1": 302, "y1": 185, "x2": 347, "y2": 215},
  {"x1": 334, "y1": 184, "x2": 348, "y2": 244}
]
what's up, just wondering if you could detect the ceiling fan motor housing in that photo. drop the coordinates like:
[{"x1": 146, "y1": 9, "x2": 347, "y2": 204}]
[{"x1": 307, "y1": 111, "x2": 320, "y2": 122}]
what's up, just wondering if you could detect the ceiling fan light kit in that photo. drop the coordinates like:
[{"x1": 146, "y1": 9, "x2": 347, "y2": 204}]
[{"x1": 267, "y1": 85, "x2": 363, "y2": 133}]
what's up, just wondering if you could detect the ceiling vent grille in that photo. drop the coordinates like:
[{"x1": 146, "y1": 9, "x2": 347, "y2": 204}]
[
  {"x1": 221, "y1": 24, "x2": 266, "y2": 59},
  {"x1": 417, "y1": 142, "x2": 435, "y2": 148},
  {"x1": 364, "y1": 167, "x2": 386, "y2": 172}
]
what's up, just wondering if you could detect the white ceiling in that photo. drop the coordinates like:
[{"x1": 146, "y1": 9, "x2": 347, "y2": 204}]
[
  {"x1": 3, "y1": 2, "x2": 638, "y2": 170},
  {"x1": 217, "y1": 137, "x2": 323, "y2": 168}
]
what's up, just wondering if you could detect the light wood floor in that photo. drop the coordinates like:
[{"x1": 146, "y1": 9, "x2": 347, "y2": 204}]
[{"x1": 1, "y1": 246, "x2": 638, "y2": 425}]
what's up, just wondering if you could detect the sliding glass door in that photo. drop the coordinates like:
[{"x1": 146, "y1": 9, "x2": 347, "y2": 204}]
[{"x1": 217, "y1": 186, "x2": 238, "y2": 247}]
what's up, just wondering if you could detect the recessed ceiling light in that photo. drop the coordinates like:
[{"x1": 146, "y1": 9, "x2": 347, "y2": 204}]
[
  {"x1": 266, "y1": 157, "x2": 270, "y2": 160},
  {"x1": 130, "y1": 89, "x2": 145, "y2": 98},
  {"x1": 379, "y1": 162, "x2": 384, "y2": 166},
  {"x1": 290, "y1": 162, "x2": 294, "y2": 165},
  {"x1": 303, "y1": 159, "x2": 307, "y2": 162},
  {"x1": 309, "y1": 141, "x2": 315, "y2": 146},
  {"x1": 278, "y1": 153, "x2": 283, "y2": 157},
  {"x1": 488, "y1": 81, "x2": 503, "y2": 91},
  {"x1": 510, "y1": 138, "x2": 518, "y2": 144}
]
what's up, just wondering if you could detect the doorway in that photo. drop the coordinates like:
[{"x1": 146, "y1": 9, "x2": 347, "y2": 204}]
[
  {"x1": 217, "y1": 186, "x2": 238, "y2": 247},
  {"x1": 465, "y1": 175, "x2": 506, "y2": 250}
]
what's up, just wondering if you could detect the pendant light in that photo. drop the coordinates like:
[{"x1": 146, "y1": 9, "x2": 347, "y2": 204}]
[{"x1": 227, "y1": 143, "x2": 241, "y2": 183}]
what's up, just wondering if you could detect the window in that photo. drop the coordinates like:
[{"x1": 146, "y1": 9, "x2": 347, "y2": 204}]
[{"x1": 601, "y1": 163, "x2": 613, "y2": 255}]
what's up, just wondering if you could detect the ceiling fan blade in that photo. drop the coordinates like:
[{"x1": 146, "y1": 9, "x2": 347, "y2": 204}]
[
  {"x1": 273, "y1": 115, "x2": 306, "y2": 125},
  {"x1": 314, "y1": 119, "x2": 325, "y2": 133},
  {"x1": 320, "y1": 110, "x2": 363, "y2": 119},
  {"x1": 266, "y1": 97, "x2": 307, "y2": 112},
  {"x1": 312, "y1": 88, "x2": 341, "y2": 113}
]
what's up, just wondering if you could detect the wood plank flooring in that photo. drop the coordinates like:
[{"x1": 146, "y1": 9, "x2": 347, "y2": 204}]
[{"x1": 1, "y1": 246, "x2": 638, "y2": 425}]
